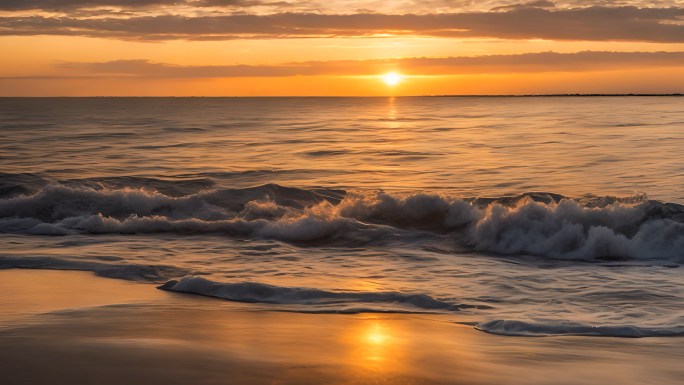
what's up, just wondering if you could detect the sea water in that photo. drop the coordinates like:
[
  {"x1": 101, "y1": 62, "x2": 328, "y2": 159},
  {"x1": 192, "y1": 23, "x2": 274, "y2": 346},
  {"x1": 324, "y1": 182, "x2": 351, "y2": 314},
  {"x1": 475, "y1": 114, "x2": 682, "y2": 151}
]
[{"x1": 1, "y1": 96, "x2": 683, "y2": 337}]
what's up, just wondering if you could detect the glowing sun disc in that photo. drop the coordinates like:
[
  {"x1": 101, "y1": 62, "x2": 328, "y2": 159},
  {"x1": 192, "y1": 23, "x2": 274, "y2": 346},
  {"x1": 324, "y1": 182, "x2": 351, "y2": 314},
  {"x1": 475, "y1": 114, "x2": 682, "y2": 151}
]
[{"x1": 382, "y1": 72, "x2": 403, "y2": 86}]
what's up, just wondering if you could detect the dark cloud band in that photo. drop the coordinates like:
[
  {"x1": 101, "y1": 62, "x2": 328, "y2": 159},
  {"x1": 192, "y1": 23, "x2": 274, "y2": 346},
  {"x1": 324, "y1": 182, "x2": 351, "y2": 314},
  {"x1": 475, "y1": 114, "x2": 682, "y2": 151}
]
[
  {"x1": 0, "y1": 0, "x2": 176, "y2": 10},
  {"x1": 1, "y1": 7, "x2": 684, "y2": 42}
]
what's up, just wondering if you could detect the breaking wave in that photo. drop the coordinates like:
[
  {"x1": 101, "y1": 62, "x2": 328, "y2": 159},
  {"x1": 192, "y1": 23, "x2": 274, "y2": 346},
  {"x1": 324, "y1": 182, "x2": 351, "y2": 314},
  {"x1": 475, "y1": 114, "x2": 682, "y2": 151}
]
[
  {"x1": 476, "y1": 320, "x2": 684, "y2": 338},
  {"x1": 1, "y1": 176, "x2": 683, "y2": 262},
  {"x1": 158, "y1": 276, "x2": 471, "y2": 313},
  {"x1": 0, "y1": 256, "x2": 191, "y2": 282}
]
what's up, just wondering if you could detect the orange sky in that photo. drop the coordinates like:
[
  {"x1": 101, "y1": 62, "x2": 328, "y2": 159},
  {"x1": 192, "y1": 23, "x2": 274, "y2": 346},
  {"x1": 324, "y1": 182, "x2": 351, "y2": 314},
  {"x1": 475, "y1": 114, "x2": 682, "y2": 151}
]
[{"x1": 1, "y1": 1, "x2": 684, "y2": 95}]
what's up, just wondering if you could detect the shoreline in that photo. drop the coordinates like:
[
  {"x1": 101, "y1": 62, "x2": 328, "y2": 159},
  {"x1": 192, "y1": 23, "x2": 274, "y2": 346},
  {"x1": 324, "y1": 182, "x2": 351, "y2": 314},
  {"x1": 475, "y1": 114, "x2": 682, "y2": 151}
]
[{"x1": 1, "y1": 269, "x2": 682, "y2": 385}]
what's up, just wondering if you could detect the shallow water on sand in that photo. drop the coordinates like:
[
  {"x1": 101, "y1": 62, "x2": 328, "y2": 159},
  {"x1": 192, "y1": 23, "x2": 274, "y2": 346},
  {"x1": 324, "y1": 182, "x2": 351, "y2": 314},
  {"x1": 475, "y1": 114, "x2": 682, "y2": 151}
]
[
  {"x1": 1, "y1": 97, "x2": 683, "y2": 337},
  {"x1": 1, "y1": 270, "x2": 683, "y2": 385}
]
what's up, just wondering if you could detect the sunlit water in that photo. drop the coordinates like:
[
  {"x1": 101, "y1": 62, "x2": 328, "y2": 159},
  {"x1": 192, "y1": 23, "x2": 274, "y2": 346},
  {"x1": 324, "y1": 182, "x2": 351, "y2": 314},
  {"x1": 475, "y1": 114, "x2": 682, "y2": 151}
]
[{"x1": 1, "y1": 96, "x2": 683, "y2": 337}]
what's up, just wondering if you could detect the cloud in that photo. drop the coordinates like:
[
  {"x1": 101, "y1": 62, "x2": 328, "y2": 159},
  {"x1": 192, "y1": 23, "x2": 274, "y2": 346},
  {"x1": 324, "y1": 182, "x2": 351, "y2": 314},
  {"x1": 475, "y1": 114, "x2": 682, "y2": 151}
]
[
  {"x1": 492, "y1": 0, "x2": 556, "y2": 11},
  {"x1": 1, "y1": 1, "x2": 681, "y2": 13},
  {"x1": 0, "y1": 0, "x2": 279, "y2": 11},
  {"x1": 55, "y1": 59, "x2": 322, "y2": 77},
  {"x1": 13, "y1": 51, "x2": 683, "y2": 79},
  {"x1": 0, "y1": 0, "x2": 292, "y2": 16},
  {"x1": 0, "y1": 0, "x2": 179, "y2": 11},
  {"x1": 1, "y1": 7, "x2": 684, "y2": 42}
]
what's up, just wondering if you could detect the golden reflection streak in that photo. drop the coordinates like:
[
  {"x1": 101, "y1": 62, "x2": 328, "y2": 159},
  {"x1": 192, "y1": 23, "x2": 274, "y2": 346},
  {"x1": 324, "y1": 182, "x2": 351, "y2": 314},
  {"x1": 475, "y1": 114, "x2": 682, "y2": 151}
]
[
  {"x1": 345, "y1": 316, "x2": 405, "y2": 375},
  {"x1": 387, "y1": 96, "x2": 397, "y2": 121}
]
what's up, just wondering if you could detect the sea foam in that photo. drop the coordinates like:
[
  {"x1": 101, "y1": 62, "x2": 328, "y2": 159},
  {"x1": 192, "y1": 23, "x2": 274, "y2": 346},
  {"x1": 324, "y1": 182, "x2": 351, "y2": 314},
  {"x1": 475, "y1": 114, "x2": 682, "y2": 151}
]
[
  {"x1": 1, "y1": 180, "x2": 683, "y2": 262},
  {"x1": 476, "y1": 319, "x2": 684, "y2": 338},
  {"x1": 159, "y1": 276, "x2": 467, "y2": 313}
]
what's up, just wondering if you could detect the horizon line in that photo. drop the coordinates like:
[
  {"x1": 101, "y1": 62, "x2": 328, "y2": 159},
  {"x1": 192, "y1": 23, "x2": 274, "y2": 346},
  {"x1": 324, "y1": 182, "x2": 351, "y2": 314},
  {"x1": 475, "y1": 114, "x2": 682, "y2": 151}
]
[{"x1": 1, "y1": 93, "x2": 683, "y2": 98}]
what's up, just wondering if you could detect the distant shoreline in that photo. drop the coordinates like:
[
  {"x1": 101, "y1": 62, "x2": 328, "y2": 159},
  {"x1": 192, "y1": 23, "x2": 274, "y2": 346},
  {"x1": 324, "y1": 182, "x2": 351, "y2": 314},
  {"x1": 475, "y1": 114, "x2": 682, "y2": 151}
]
[{"x1": 431, "y1": 93, "x2": 684, "y2": 97}]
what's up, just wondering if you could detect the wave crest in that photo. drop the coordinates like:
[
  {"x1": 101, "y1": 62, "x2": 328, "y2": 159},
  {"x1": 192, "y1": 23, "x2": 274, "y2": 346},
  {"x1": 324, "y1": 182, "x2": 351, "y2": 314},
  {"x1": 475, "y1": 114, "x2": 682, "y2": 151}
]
[
  {"x1": 159, "y1": 276, "x2": 465, "y2": 313},
  {"x1": 476, "y1": 319, "x2": 684, "y2": 338},
  {"x1": 0, "y1": 256, "x2": 191, "y2": 282},
  {"x1": 1, "y1": 178, "x2": 683, "y2": 261}
]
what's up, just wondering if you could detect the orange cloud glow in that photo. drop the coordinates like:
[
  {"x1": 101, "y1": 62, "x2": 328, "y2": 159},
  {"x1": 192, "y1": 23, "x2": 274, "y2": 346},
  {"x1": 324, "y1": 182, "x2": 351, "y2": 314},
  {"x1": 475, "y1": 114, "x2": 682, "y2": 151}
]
[{"x1": 2, "y1": 2, "x2": 684, "y2": 95}]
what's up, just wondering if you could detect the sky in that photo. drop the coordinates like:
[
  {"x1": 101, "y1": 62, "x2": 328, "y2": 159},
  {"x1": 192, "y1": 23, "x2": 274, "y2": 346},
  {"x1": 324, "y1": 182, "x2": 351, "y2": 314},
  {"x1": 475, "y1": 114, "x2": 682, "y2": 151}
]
[{"x1": 1, "y1": 1, "x2": 684, "y2": 95}]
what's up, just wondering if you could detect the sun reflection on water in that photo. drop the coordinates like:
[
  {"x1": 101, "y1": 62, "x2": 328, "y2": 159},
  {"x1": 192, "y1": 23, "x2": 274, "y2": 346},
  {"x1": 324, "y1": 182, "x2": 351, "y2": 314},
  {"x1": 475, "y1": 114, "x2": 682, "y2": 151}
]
[
  {"x1": 347, "y1": 317, "x2": 403, "y2": 374},
  {"x1": 364, "y1": 322, "x2": 390, "y2": 362},
  {"x1": 366, "y1": 326, "x2": 388, "y2": 345}
]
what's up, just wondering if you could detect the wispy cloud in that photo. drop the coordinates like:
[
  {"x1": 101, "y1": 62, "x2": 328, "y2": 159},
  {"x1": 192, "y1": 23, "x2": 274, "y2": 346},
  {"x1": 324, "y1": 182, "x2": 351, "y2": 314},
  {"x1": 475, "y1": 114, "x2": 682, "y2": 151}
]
[
  {"x1": 0, "y1": 0, "x2": 175, "y2": 11},
  {"x1": 10, "y1": 51, "x2": 683, "y2": 79},
  {"x1": 2, "y1": 1, "x2": 683, "y2": 13}
]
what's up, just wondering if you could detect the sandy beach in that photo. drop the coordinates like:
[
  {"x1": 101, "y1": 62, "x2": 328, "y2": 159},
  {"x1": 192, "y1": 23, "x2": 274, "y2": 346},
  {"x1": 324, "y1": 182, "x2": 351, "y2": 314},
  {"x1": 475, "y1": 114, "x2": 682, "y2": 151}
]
[{"x1": 1, "y1": 269, "x2": 682, "y2": 385}]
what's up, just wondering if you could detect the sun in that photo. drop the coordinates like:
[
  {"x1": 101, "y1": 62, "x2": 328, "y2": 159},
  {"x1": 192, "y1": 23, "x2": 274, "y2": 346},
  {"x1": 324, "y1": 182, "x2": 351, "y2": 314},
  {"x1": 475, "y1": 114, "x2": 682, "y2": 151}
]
[{"x1": 381, "y1": 72, "x2": 403, "y2": 86}]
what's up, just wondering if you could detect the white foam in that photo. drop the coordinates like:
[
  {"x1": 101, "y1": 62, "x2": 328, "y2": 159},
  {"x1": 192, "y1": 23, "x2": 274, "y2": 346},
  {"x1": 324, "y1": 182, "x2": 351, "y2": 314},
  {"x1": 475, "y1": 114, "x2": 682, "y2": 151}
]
[
  {"x1": 477, "y1": 319, "x2": 684, "y2": 337},
  {"x1": 159, "y1": 276, "x2": 462, "y2": 313},
  {"x1": 1, "y1": 184, "x2": 683, "y2": 261},
  {"x1": 0, "y1": 256, "x2": 191, "y2": 282}
]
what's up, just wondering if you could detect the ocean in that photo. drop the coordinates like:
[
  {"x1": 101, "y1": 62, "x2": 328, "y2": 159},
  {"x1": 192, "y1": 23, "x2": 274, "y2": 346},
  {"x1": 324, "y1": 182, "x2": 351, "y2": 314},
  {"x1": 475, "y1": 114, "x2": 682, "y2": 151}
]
[{"x1": 1, "y1": 96, "x2": 683, "y2": 337}]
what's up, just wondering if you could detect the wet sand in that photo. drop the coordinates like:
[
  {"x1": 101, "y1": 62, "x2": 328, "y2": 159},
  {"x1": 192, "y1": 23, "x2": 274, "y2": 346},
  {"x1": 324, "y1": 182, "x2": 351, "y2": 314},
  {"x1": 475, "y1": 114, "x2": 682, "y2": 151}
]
[{"x1": 0, "y1": 269, "x2": 682, "y2": 385}]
